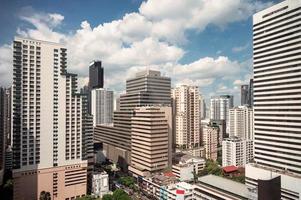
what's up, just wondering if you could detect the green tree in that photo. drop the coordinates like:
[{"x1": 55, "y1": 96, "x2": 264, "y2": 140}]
[
  {"x1": 75, "y1": 195, "x2": 99, "y2": 200},
  {"x1": 39, "y1": 191, "x2": 51, "y2": 200},
  {"x1": 119, "y1": 176, "x2": 135, "y2": 187},
  {"x1": 102, "y1": 194, "x2": 113, "y2": 200},
  {"x1": 112, "y1": 189, "x2": 131, "y2": 200}
]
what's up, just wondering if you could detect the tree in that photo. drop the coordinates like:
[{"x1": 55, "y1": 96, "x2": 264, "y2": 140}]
[
  {"x1": 75, "y1": 195, "x2": 99, "y2": 200},
  {"x1": 112, "y1": 189, "x2": 131, "y2": 200},
  {"x1": 39, "y1": 191, "x2": 51, "y2": 200},
  {"x1": 118, "y1": 176, "x2": 135, "y2": 187},
  {"x1": 102, "y1": 194, "x2": 113, "y2": 200}
]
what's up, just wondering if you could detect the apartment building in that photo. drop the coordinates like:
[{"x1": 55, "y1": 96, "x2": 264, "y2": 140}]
[
  {"x1": 222, "y1": 137, "x2": 253, "y2": 167},
  {"x1": 172, "y1": 85, "x2": 200, "y2": 149},
  {"x1": 12, "y1": 37, "x2": 88, "y2": 200},
  {"x1": 229, "y1": 106, "x2": 254, "y2": 140},
  {"x1": 202, "y1": 125, "x2": 218, "y2": 161}
]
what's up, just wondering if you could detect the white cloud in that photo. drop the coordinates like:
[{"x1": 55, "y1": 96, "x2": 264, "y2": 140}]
[
  {"x1": 0, "y1": 0, "x2": 272, "y2": 99},
  {"x1": 232, "y1": 43, "x2": 249, "y2": 52},
  {"x1": 0, "y1": 44, "x2": 13, "y2": 87}
]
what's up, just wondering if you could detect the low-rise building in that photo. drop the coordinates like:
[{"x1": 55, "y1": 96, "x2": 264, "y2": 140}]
[
  {"x1": 222, "y1": 137, "x2": 253, "y2": 167},
  {"x1": 140, "y1": 174, "x2": 194, "y2": 200},
  {"x1": 172, "y1": 154, "x2": 205, "y2": 181},
  {"x1": 91, "y1": 172, "x2": 109, "y2": 198},
  {"x1": 194, "y1": 175, "x2": 250, "y2": 200}
]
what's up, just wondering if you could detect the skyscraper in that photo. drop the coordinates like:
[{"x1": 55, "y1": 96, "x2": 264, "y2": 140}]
[
  {"x1": 0, "y1": 87, "x2": 10, "y2": 184},
  {"x1": 172, "y1": 85, "x2": 200, "y2": 149},
  {"x1": 248, "y1": 78, "x2": 254, "y2": 107},
  {"x1": 240, "y1": 85, "x2": 249, "y2": 106},
  {"x1": 12, "y1": 37, "x2": 88, "y2": 200},
  {"x1": 210, "y1": 95, "x2": 233, "y2": 133},
  {"x1": 91, "y1": 88, "x2": 113, "y2": 126},
  {"x1": 89, "y1": 61, "x2": 104, "y2": 89},
  {"x1": 246, "y1": 0, "x2": 301, "y2": 198},
  {"x1": 94, "y1": 70, "x2": 172, "y2": 172},
  {"x1": 200, "y1": 95, "x2": 206, "y2": 120},
  {"x1": 229, "y1": 106, "x2": 253, "y2": 140}
]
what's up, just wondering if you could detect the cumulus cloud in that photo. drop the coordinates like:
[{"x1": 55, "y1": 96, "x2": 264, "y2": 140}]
[
  {"x1": 0, "y1": 0, "x2": 272, "y2": 99},
  {"x1": 0, "y1": 44, "x2": 13, "y2": 87}
]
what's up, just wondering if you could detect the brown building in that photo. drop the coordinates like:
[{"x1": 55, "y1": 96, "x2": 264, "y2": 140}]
[{"x1": 129, "y1": 107, "x2": 172, "y2": 176}]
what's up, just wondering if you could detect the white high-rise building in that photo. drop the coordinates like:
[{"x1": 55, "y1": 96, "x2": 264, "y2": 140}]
[
  {"x1": 246, "y1": 0, "x2": 301, "y2": 199},
  {"x1": 222, "y1": 137, "x2": 253, "y2": 167},
  {"x1": 91, "y1": 88, "x2": 113, "y2": 126},
  {"x1": 210, "y1": 95, "x2": 233, "y2": 133},
  {"x1": 172, "y1": 85, "x2": 200, "y2": 149},
  {"x1": 12, "y1": 37, "x2": 88, "y2": 200},
  {"x1": 229, "y1": 106, "x2": 254, "y2": 140}
]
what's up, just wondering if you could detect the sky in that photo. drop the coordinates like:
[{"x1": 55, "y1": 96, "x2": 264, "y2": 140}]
[{"x1": 0, "y1": 0, "x2": 280, "y2": 105}]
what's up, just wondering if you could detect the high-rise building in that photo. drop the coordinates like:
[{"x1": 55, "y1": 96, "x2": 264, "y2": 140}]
[
  {"x1": 210, "y1": 95, "x2": 233, "y2": 133},
  {"x1": 246, "y1": 0, "x2": 301, "y2": 198},
  {"x1": 91, "y1": 88, "x2": 113, "y2": 126},
  {"x1": 222, "y1": 137, "x2": 253, "y2": 167},
  {"x1": 89, "y1": 61, "x2": 104, "y2": 89},
  {"x1": 248, "y1": 79, "x2": 254, "y2": 107},
  {"x1": 129, "y1": 106, "x2": 171, "y2": 176},
  {"x1": 94, "y1": 70, "x2": 172, "y2": 172},
  {"x1": 200, "y1": 95, "x2": 206, "y2": 120},
  {"x1": 202, "y1": 125, "x2": 218, "y2": 161},
  {"x1": 172, "y1": 85, "x2": 200, "y2": 149},
  {"x1": 240, "y1": 85, "x2": 249, "y2": 106},
  {"x1": 229, "y1": 106, "x2": 253, "y2": 140},
  {"x1": 0, "y1": 87, "x2": 11, "y2": 184},
  {"x1": 12, "y1": 37, "x2": 88, "y2": 200}
]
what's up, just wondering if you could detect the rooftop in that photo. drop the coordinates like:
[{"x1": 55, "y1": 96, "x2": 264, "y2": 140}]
[
  {"x1": 198, "y1": 175, "x2": 249, "y2": 198},
  {"x1": 223, "y1": 165, "x2": 238, "y2": 173}
]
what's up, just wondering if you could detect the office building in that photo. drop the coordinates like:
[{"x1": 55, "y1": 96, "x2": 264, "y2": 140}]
[
  {"x1": 241, "y1": 85, "x2": 249, "y2": 106},
  {"x1": 210, "y1": 95, "x2": 233, "y2": 133},
  {"x1": 94, "y1": 70, "x2": 172, "y2": 171},
  {"x1": 0, "y1": 87, "x2": 11, "y2": 184},
  {"x1": 129, "y1": 106, "x2": 172, "y2": 176},
  {"x1": 172, "y1": 85, "x2": 200, "y2": 149},
  {"x1": 222, "y1": 137, "x2": 253, "y2": 167},
  {"x1": 202, "y1": 125, "x2": 218, "y2": 161},
  {"x1": 200, "y1": 95, "x2": 206, "y2": 120},
  {"x1": 91, "y1": 172, "x2": 109, "y2": 198},
  {"x1": 246, "y1": 1, "x2": 301, "y2": 199},
  {"x1": 229, "y1": 106, "x2": 254, "y2": 140},
  {"x1": 91, "y1": 88, "x2": 113, "y2": 126},
  {"x1": 248, "y1": 79, "x2": 254, "y2": 107},
  {"x1": 12, "y1": 37, "x2": 88, "y2": 200},
  {"x1": 89, "y1": 61, "x2": 104, "y2": 89}
]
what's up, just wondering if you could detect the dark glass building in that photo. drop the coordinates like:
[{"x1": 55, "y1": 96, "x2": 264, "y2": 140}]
[{"x1": 89, "y1": 61, "x2": 104, "y2": 89}]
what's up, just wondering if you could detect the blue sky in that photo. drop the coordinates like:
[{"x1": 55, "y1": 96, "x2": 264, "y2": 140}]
[{"x1": 0, "y1": 0, "x2": 279, "y2": 104}]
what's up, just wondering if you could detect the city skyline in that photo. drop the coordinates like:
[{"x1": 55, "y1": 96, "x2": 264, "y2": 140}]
[
  {"x1": 0, "y1": 0, "x2": 281, "y2": 104},
  {"x1": 1, "y1": 0, "x2": 301, "y2": 199}
]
